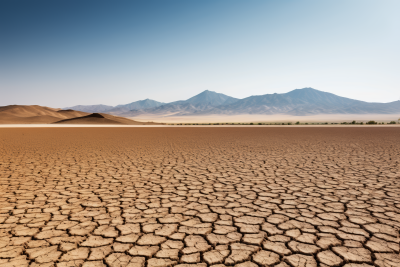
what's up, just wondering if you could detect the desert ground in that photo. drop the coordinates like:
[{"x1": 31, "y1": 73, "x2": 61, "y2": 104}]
[
  {"x1": 129, "y1": 114, "x2": 400, "y2": 124},
  {"x1": 0, "y1": 127, "x2": 399, "y2": 267}
]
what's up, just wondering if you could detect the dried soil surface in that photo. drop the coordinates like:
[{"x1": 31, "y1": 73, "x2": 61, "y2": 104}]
[{"x1": 0, "y1": 127, "x2": 399, "y2": 267}]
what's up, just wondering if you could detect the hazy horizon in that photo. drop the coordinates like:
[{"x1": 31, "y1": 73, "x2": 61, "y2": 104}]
[{"x1": 1, "y1": 0, "x2": 399, "y2": 107}]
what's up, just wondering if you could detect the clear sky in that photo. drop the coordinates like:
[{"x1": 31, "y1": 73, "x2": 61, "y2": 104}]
[{"x1": 1, "y1": 0, "x2": 399, "y2": 107}]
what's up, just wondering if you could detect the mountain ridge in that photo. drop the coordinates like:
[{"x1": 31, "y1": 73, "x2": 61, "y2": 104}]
[
  {"x1": 63, "y1": 88, "x2": 400, "y2": 116},
  {"x1": 108, "y1": 99, "x2": 165, "y2": 115},
  {"x1": 120, "y1": 90, "x2": 239, "y2": 116}
]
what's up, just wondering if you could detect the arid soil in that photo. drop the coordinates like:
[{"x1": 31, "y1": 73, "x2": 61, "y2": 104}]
[{"x1": 0, "y1": 127, "x2": 399, "y2": 267}]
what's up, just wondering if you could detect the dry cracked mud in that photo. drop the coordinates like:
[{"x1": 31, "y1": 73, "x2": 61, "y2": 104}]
[{"x1": 0, "y1": 127, "x2": 399, "y2": 267}]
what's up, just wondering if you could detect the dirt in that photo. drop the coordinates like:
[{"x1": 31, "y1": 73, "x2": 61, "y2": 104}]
[{"x1": 0, "y1": 127, "x2": 399, "y2": 267}]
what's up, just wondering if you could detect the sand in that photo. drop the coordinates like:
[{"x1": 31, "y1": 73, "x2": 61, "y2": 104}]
[
  {"x1": 0, "y1": 105, "x2": 162, "y2": 125},
  {"x1": 54, "y1": 113, "x2": 161, "y2": 125},
  {"x1": 0, "y1": 105, "x2": 90, "y2": 124},
  {"x1": 0, "y1": 127, "x2": 399, "y2": 266}
]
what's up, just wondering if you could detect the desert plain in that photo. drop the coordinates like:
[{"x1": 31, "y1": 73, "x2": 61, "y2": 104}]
[
  {"x1": 128, "y1": 114, "x2": 400, "y2": 124},
  {"x1": 0, "y1": 127, "x2": 399, "y2": 267}
]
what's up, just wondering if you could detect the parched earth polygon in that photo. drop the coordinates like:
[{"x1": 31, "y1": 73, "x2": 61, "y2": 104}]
[{"x1": 0, "y1": 127, "x2": 399, "y2": 267}]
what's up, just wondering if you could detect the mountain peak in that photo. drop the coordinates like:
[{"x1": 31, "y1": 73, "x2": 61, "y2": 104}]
[
  {"x1": 114, "y1": 99, "x2": 164, "y2": 111},
  {"x1": 199, "y1": 89, "x2": 214, "y2": 94},
  {"x1": 185, "y1": 90, "x2": 238, "y2": 106},
  {"x1": 293, "y1": 87, "x2": 318, "y2": 92}
]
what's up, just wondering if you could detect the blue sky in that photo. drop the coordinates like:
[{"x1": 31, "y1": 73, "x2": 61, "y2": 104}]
[{"x1": 1, "y1": 0, "x2": 399, "y2": 107}]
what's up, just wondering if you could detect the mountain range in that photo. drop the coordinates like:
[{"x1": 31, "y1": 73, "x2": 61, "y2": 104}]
[
  {"x1": 65, "y1": 99, "x2": 165, "y2": 114},
  {"x1": 66, "y1": 88, "x2": 400, "y2": 117}
]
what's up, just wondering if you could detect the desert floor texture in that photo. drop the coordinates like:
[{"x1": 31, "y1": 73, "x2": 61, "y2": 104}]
[{"x1": 0, "y1": 127, "x2": 399, "y2": 267}]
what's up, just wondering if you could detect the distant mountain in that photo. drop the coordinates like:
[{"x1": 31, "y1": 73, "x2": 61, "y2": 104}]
[
  {"x1": 184, "y1": 90, "x2": 238, "y2": 106},
  {"x1": 64, "y1": 104, "x2": 114, "y2": 113},
  {"x1": 121, "y1": 90, "x2": 239, "y2": 116},
  {"x1": 63, "y1": 88, "x2": 400, "y2": 117},
  {"x1": 205, "y1": 88, "x2": 400, "y2": 115},
  {"x1": 64, "y1": 99, "x2": 164, "y2": 114},
  {"x1": 108, "y1": 99, "x2": 165, "y2": 114}
]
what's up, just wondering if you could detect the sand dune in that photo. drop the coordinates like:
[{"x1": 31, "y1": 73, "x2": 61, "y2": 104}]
[
  {"x1": 0, "y1": 114, "x2": 62, "y2": 124},
  {"x1": 56, "y1": 109, "x2": 90, "y2": 119},
  {"x1": 54, "y1": 113, "x2": 134, "y2": 125},
  {"x1": 54, "y1": 113, "x2": 162, "y2": 125},
  {"x1": 0, "y1": 105, "x2": 162, "y2": 125},
  {"x1": 99, "y1": 113, "x2": 161, "y2": 125},
  {"x1": 0, "y1": 105, "x2": 89, "y2": 121},
  {"x1": 54, "y1": 113, "x2": 123, "y2": 124}
]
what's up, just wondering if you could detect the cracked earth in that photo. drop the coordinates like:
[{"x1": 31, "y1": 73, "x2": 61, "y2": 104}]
[{"x1": 0, "y1": 127, "x2": 399, "y2": 267}]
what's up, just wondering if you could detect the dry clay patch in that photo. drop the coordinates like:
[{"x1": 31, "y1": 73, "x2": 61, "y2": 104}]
[{"x1": 0, "y1": 127, "x2": 399, "y2": 267}]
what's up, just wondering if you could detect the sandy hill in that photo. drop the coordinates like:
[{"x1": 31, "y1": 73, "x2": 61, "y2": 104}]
[
  {"x1": 108, "y1": 99, "x2": 165, "y2": 115},
  {"x1": 0, "y1": 105, "x2": 89, "y2": 124},
  {"x1": 53, "y1": 113, "x2": 159, "y2": 125},
  {"x1": 0, "y1": 105, "x2": 161, "y2": 125}
]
